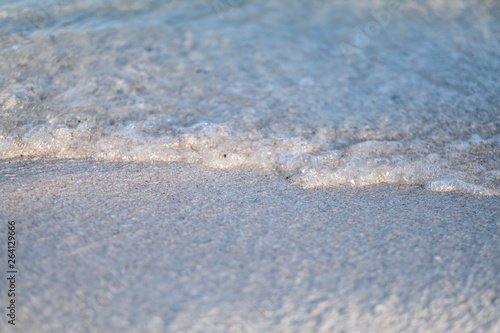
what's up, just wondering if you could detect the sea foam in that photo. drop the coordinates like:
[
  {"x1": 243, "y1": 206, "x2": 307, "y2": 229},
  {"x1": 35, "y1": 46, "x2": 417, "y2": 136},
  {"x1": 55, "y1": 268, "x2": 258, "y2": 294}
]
[{"x1": 0, "y1": 0, "x2": 499, "y2": 195}]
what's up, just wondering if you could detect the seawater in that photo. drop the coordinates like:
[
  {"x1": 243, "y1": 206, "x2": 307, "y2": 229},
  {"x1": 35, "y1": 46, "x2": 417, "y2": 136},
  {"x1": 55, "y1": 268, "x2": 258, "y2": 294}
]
[{"x1": 1, "y1": 0, "x2": 499, "y2": 195}]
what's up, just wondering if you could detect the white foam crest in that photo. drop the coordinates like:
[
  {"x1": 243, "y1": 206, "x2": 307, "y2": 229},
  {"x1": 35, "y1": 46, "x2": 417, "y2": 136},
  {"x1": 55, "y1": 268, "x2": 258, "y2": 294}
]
[
  {"x1": 1, "y1": 119, "x2": 499, "y2": 196},
  {"x1": 425, "y1": 179, "x2": 500, "y2": 196}
]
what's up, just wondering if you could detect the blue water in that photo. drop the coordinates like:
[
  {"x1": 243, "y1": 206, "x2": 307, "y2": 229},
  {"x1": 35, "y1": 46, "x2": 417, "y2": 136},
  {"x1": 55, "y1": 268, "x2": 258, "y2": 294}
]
[{"x1": 1, "y1": 0, "x2": 499, "y2": 194}]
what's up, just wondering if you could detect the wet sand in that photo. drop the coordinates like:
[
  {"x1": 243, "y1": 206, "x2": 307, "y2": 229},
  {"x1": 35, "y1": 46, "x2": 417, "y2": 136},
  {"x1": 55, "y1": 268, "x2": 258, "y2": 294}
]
[{"x1": 0, "y1": 158, "x2": 499, "y2": 332}]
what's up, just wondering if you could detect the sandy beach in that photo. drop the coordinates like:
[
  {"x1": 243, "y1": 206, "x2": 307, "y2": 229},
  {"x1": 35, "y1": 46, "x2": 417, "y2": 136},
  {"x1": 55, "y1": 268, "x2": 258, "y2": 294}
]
[
  {"x1": 1, "y1": 0, "x2": 500, "y2": 331},
  {"x1": 0, "y1": 158, "x2": 499, "y2": 332}
]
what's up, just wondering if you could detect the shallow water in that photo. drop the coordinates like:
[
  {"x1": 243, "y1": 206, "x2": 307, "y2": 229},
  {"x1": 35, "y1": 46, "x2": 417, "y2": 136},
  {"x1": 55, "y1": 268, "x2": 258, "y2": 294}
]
[{"x1": 1, "y1": 0, "x2": 499, "y2": 195}]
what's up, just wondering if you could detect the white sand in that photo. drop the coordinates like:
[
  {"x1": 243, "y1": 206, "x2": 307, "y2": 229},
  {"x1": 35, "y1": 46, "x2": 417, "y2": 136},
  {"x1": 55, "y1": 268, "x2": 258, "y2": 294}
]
[
  {"x1": 0, "y1": 158, "x2": 499, "y2": 332},
  {"x1": 1, "y1": 1, "x2": 499, "y2": 331}
]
